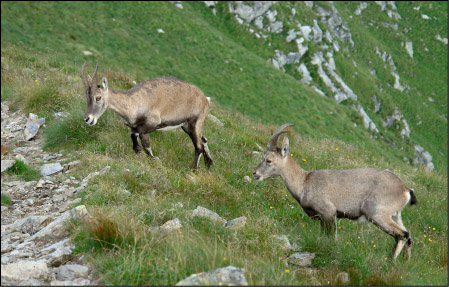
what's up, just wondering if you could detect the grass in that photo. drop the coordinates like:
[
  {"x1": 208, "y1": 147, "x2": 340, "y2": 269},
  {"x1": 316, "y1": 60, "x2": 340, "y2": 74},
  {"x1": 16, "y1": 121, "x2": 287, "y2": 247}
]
[
  {"x1": 1, "y1": 1, "x2": 447, "y2": 286},
  {"x1": 1, "y1": 193, "x2": 12, "y2": 206},
  {"x1": 6, "y1": 159, "x2": 41, "y2": 182}
]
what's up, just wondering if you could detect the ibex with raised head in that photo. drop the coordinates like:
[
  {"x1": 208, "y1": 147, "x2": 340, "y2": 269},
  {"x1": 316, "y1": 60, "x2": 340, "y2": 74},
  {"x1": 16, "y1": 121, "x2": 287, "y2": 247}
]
[
  {"x1": 81, "y1": 62, "x2": 213, "y2": 169},
  {"x1": 253, "y1": 124, "x2": 417, "y2": 260}
]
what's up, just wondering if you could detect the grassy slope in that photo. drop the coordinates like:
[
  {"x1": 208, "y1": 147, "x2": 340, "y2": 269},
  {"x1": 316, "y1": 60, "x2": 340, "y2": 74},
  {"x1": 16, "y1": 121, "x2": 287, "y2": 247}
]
[
  {"x1": 191, "y1": 1, "x2": 448, "y2": 172},
  {"x1": 1, "y1": 1, "x2": 427, "y2": 170},
  {"x1": 1, "y1": 1, "x2": 447, "y2": 285}
]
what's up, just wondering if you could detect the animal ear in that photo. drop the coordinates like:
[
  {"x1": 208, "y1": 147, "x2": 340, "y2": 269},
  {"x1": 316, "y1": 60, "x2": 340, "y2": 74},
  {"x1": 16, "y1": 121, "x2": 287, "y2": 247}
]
[
  {"x1": 102, "y1": 77, "x2": 108, "y2": 91},
  {"x1": 281, "y1": 136, "x2": 289, "y2": 158}
]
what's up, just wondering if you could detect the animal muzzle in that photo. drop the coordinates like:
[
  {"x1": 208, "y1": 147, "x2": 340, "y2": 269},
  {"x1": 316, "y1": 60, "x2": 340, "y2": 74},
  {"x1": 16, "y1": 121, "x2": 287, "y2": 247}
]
[
  {"x1": 84, "y1": 115, "x2": 98, "y2": 126},
  {"x1": 252, "y1": 170, "x2": 263, "y2": 181}
]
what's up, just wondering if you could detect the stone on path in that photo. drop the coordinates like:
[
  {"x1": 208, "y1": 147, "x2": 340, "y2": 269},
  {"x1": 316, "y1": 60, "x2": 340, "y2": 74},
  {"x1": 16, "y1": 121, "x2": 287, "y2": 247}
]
[
  {"x1": 1, "y1": 260, "x2": 49, "y2": 282},
  {"x1": 1, "y1": 159, "x2": 16, "y2": 173},
  {"x1": 40, "y1": 162, "x2": 64, "y2": 176},
  {"x1": 24, "y1": 113, "x2": 45, "y2": 141}
]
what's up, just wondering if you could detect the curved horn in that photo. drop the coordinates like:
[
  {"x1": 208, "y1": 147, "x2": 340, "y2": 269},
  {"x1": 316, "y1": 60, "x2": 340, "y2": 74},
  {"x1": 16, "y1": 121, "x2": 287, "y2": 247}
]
[
  {"x1": 81, "y1": 62, "x2": 88, "y2": 89},
  {"x1": 267, "y1": 123, "x2": 294, "y2": 151},
  {"x1": 91, "y1": 62, "x2": 99, "y2": 87}
]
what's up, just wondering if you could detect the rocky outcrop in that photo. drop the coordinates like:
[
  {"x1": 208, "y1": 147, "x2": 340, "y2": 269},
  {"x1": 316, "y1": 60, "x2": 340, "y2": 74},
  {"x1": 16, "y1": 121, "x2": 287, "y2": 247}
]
[
  {"x1": 383, "y1": 107, "x2": 410, "y2": 138},
  {"x1": 413, "y1": 145, "x2": 434, "y2": 172},
  {"x1": 229, "y1": 1, "x2": 274, "y2": 24},
  {"x1": 315, "y1": 3, "x2": 354, "y2": 46},
  {"x1": 355, "y1": 2, "x2": 368, "y2": 15},
  {"x1": 355, "y1": 105, "x2": 379, "y2": 133}
]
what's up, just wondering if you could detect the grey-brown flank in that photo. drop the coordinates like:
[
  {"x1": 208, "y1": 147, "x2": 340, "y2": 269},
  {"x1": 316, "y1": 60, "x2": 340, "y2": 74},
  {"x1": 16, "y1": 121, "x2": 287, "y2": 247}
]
[
  {"x1": 81, "y1": 62, "x2": 213, "y2": 169},
  {"x1": 253, "y1": 123, "x2": 417, "y2": 260}
]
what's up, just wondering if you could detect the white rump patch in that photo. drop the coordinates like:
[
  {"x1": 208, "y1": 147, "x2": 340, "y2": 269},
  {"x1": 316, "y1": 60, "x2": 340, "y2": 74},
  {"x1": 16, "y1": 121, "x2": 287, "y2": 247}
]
[{"x1": 206, "y1": 97, "x2": 211, "y2": 103}]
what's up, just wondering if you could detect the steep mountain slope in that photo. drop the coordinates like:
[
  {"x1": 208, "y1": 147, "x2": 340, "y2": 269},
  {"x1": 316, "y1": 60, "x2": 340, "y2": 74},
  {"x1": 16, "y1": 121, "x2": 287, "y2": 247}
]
[
  {"x1": 1, "y1": 1, "x2": 447, "y2": 286},
  {"x1": 194, "y1": 1, "x2": 447, "y2": 172},
  {"x1": 1, "y1": 1, "x2": 446, "y2": 172}
]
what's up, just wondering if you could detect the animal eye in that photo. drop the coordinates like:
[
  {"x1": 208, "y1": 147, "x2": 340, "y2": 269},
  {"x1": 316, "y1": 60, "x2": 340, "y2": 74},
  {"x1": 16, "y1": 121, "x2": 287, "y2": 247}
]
[
  {"x1": 95, "y1": 96, "x2": 102, "y2": 102},
  {"x1": 266, "y1": 159, "x2": 272, "y2": 164}
]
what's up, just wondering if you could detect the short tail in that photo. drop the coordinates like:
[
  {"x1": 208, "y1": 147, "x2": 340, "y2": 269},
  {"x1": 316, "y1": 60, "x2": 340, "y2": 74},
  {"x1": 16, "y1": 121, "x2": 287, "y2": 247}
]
[
  {"x1": 409, "y1": 189, "x2": 417, "y2": 205},
  {"x1": 206, "y1": 97, "x2": 211, "y2": 103}
]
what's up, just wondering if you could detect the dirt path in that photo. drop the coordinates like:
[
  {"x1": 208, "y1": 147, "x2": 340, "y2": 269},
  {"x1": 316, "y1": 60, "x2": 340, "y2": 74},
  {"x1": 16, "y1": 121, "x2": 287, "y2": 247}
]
[{"x1": 1, "y1": 101, "x2": 98, "y2": 285}]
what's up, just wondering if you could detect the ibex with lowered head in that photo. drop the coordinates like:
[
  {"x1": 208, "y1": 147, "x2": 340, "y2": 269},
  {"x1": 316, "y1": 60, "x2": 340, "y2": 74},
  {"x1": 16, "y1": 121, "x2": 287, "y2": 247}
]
[
  {"x1": 81, "y1": 63, "x2": 213, "y2": 169},
  {"x1": 253, "y1": 124, "x2": 417, "y2": 260}
]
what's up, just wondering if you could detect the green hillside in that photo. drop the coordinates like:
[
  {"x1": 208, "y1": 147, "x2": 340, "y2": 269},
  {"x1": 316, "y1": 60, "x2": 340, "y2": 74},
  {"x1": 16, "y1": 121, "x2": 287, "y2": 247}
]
[{"x1": 1, "y1": 1, "x2": 447, "y2": 285}]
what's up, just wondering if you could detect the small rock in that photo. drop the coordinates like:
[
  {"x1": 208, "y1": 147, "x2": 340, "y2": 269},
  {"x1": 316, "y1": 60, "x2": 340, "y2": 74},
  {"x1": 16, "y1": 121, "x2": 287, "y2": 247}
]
[
  {"x1": 24, "y1": 113, "x2": 45, "y2": 141},
  {"x1": 286, "y1": 29, "x2": 297, "y2": 42},
  {"x1": 176, "y1": 266, "x2": 248, "y2": 286},
  {"x1": 24, "y1": 205, "x2": 88, "y2": 243},
  {"x1": 272, "y1": 235, "x2": 294, "y2": 251},
  {"x1": 1, "y1": 256, "x2": 10, "y2": 264},
  {"x1": 225, "y1": 216, "x2": 247, "y2": 229},
  {"x1": 40, "y1": 163, "x2": 64, "y2": 177},
  {"x1": 405, "y1": 41, "x2": 413, "y2": 58},
  {"x1": 1, "y1": 260, "x2": 49, "y2": 281},
  {"x1": 1, "y1": 159, "x2": 15, "y2": 173},
  {"x1": 3, "y1": 215, "x2": 52, "y2": 235},
  {"x1": 243, "y1": 176, "x2": 251, "y2": 182},
  {"x1": 123, "y1": 189, "x2": 131, "y2": 197},
  {"x1": 82, "y1": 51, "x2": 93, "y2": 56},
  {"x1": 421, "y1": 14, "x2": 430, "y2": 19},
  {"x1": 186, "y1": 173, "x2": 196, "y2": 183},
  {"x1": 40, "y1": 239, "x2": 75, "y2": 267},
  {"x1": 43, "y1": 154, "x2": 58, "y2": 161},
  {"x1": 56, "y1": 264, "x2": 89, "y2": 281},
  {"x1": 15, "y1": 153, "x2": 28, "y2": 164},
  {"x1": 158, "y1": 218, "x2": 183, "y2": 236},
  {"x1": 157, "y1": 28, "x2": 165, "y2": 34},
  {"x1": 288, "y1": 252, "x2": 315, "y2": 266},
  {"x1": 65, "y1": 160, "x2": 80, "y2": 170},
  {"x1": 435, "y1": 34, "x2": 448, "y2": 45},
  {"x1": 191, "y1": 206, "x2": 226, "y2": 225}
]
